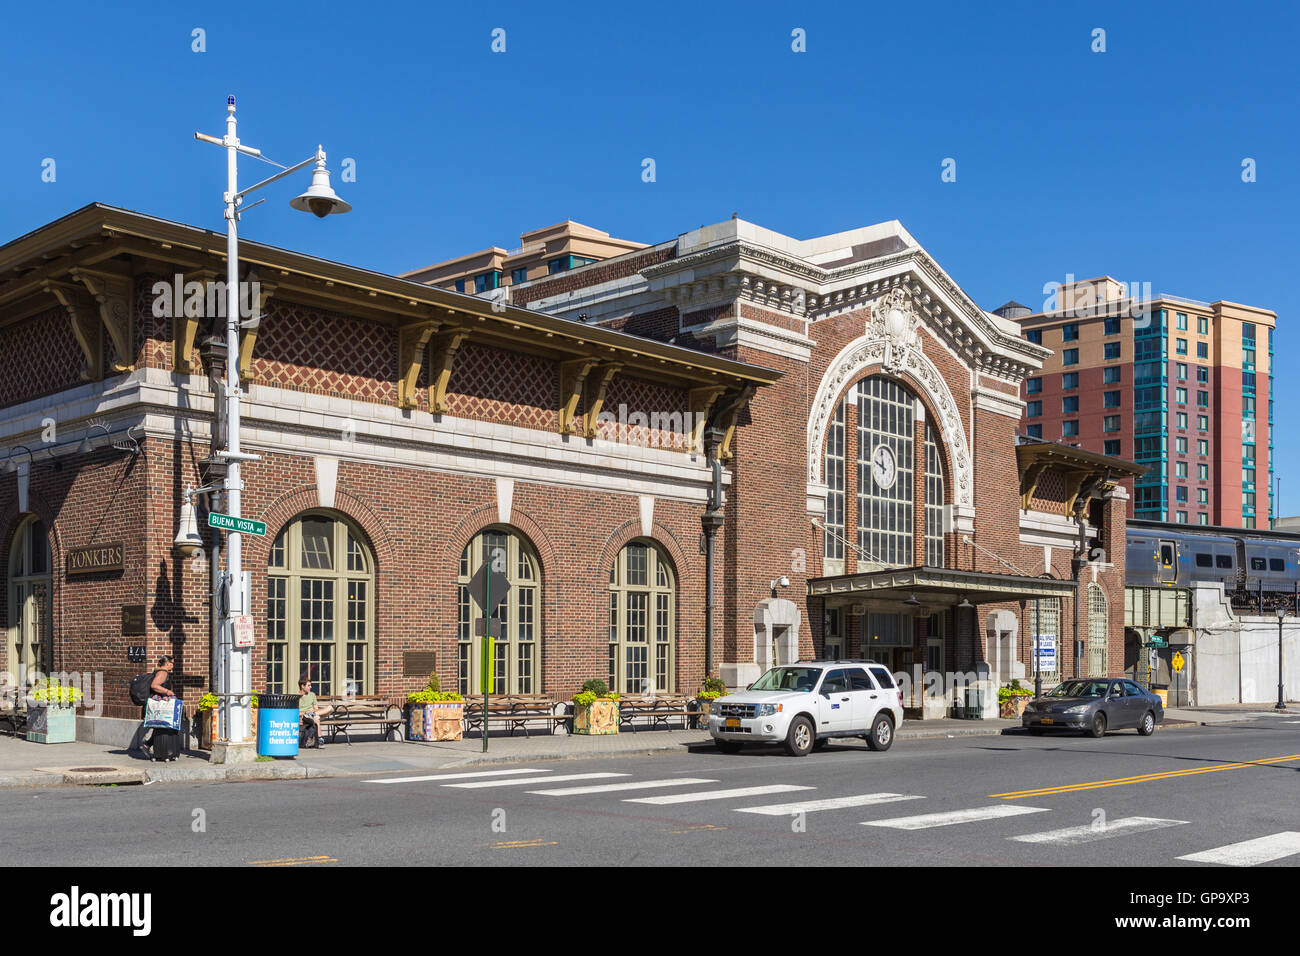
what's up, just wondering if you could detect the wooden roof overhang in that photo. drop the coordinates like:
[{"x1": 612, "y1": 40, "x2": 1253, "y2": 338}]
[
  {"x1": 1015, "y1": 438, "x2": 1146, "y2": 517},
  {"x1": 0, "y1": 205, "x2": 782, "y2": 451}
]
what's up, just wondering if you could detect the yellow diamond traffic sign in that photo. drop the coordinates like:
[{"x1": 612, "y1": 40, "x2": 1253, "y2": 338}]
[{"x1": 1171, "y1": 651, "x2": 1185, "y2": 673}]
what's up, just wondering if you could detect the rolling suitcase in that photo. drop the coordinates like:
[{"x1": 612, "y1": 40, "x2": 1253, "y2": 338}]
[{"x1": 149, "y1": 728, "x2": 180, "y2": 762}]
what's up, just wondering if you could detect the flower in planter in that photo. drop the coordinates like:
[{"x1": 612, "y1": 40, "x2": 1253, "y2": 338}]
[
  {"x1": 30, "y1": 680, "x2": 83, "y2": 707},
  {"x1": 408, "y1": 690, "x2": 464, "y2": 704}
]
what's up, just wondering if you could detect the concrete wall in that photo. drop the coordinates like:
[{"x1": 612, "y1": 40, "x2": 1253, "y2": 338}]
[{"x1": 1191, "y1": 583, "x2": 1300, "y2": 705}]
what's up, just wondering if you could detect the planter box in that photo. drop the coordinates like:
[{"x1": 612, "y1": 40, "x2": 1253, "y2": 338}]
[
  {"x1": 694, "y1": 698, "x2": 716, "y2": 728},
  {"x1": 408, "y1": 702, "x2": 464, "y2": 741},
  {"x1": 27, "y1": 705, "x2": 76, "y2": 744},
  {"x1": 196, "y1": 709, "x2": 217, "y2": 749},
  {"x1": 573, "y1": 699, "x2": 619, "y2": 735},
  {"x1": 998, "y1": 696, "x2": 1031, "y2": 719}
]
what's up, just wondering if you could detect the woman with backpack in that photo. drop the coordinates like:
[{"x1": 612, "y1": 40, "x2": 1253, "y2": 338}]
[{"x1": 143, "y1": 656, "x2": 179, "y2": 762}]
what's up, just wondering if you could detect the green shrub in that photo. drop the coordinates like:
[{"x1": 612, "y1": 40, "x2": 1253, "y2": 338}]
[
  {"x1": 198, "y1": 693, "x2": 219, "y2": 711},
  {"x1": 408, "y1": 690, "x2": 463, "y2": 704},
  {"x1": 998, "y1": 685, "x2": 1034, "y2": 703},
  {"x1": 425, "y1": 673, "x2": 441, "y2": 693},
  {"x1": 30, "y1": 679, "x2": 82, "y2": 706},
  {"x1": 696, "y1": 691, "x2": 724, "y2": 700},
  {"x1": 580, "y1": 678, "x2": 608, "y2": 698},
  {"x1": 702, "y1": 676, "x2": 727, "y2": 696}
]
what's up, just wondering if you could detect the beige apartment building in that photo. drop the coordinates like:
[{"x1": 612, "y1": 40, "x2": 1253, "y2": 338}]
[{"x1": 402, "y1": 221, "x2": 645, "y2": 295}]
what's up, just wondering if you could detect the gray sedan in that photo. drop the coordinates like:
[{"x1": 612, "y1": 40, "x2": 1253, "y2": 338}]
[{"x1": 1021, "y1": 678, "x2": 1164, "y2": 738}]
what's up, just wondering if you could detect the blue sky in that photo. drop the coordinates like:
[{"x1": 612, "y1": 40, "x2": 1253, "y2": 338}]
[{"x1": 3, "y1": 0, "x2": 1296, "y2": 511}]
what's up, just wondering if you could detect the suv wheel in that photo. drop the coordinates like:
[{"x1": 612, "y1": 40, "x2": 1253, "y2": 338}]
[
  {"x1": 866, "y1": 713, "x2": 894, "y2": 752},
  {"x1": 1137, "y1": 711, "x2": 1156, "y2": 736},
  {"x1": 714, "y1": 739, "x2": 742, "y2": 754},
  {"x1": 1088, "y1": 712, "x2": 1107, "y2": 738},
  {"x1": 784, "y1": 716, "x2": 814, "y2": 757}
]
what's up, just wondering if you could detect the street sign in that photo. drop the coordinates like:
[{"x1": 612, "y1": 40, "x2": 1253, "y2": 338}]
[
  {"x1": 232, "y1": 614, "x2": 255, "y2": 648},
  {"x1": 1034, "y1": 635, "x2": 1056, "y2": 671},
  {"x1": 208, "y1": 512, "x2": 267, "y2": 537},
  {"x1": 467, "y1": 562, "x2": 509, "y2": 638},
  {"x1": 1171, "y1": 651, "x2": 1185, "y2": 673}
]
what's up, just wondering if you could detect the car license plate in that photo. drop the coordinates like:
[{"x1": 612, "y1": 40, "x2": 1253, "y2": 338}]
[
  {"x1": 725, "y1": 718, "x2": 740, "y2": 728},
  {"x1": 1041, "y1": 717, "x2": 1054, "y2": 724}
]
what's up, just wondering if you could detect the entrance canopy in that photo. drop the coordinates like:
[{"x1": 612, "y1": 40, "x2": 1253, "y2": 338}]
[{"x1": 808, "y1": 565, "x2": 1077, "y2": 609}]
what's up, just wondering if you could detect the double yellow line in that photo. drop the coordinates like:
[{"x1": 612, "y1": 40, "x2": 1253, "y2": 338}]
[
  {"x1": 249, "y1": 855, "x2": 338, "y2": 866},
  {"x1": 992, "y1": 753, "x2": 1300, "y2": 799}
]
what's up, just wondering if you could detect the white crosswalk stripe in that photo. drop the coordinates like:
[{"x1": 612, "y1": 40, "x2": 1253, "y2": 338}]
[
  {"x1": 862, "y1": 805, "x2": 1051, "y2": 830},
  {"x1": 1010, "y1": 816, "x2": 1188, "y2": 846},
  {"x1": 363, "y1": 768, "x2": 552, "y2": 784},
  {"x1": 1177, "y1": 832, "x2": 1300, "y2": 866},
  {"x1": 734, "y1": 793, "x2": 924, "y2": 816},
  {"x1": 527, "y1": 778, "x2": 720, "y2": 796},
  {"x1": 625, "y1": 784, "x2": 814, "y2": 805},
  {"x1": 445, "y1": 772, "x2": 628, "y2": 789}
]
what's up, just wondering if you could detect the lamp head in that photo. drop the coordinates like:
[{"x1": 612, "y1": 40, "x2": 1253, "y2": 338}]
[
  {"x1": 290, "y1": 148, "x2": 351, "y2": 218},
  {"x1": 1277, "y1": 605, "x2": 1287, "y2": 621},
  {"x1": 174, "y1": 498, "x2": 204, "y2": 557}
]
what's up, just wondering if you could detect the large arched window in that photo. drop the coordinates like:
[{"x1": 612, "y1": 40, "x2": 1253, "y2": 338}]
[
  {"x1": 457, "y1": 529, "x2": 540, "y2": 696},
  {"x1": 924, "y1": 423, "x2": 946, "y2": 567},
  {"x1": 857, "y1": 376, "x2": 915, "y2": 567},
  {"x1": 266, "y1": 513, "x2": 375, "y2": 695},
  {"x1": 8, "y1": 518, "x2": 51, "y2": 680},
  {"x1": 608, "y1": 541, "x2": 676, "y2": 694},
  {"x1": 1087, "y1": 584, "x2": 1109, "y2": 675}
]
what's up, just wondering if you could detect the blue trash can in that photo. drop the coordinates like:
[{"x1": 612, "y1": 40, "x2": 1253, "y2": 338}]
[{"x1": 256, "y1": 693, "x2": 301, "y2": 757}]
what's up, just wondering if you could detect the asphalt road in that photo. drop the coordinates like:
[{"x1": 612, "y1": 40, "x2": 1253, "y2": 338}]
[{"x1": 5, "y1": 721, "x2": 1299, "y2": 867}]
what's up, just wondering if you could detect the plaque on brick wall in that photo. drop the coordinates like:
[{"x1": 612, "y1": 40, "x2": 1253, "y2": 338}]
[
  {"x1": 403, "y1": 651, "x2": 437, "y2": 676},
  {"x1": 122, "y1": 605, "x2": 146, "y2": 636},
  {"x1": 66, "y1": 542, "x2": 125, "y2": 576}
]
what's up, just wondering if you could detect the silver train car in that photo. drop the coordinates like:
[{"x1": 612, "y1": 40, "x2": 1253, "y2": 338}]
[{"x1": 1126, "y1": 521, "x2": 1300, "y2": 597}]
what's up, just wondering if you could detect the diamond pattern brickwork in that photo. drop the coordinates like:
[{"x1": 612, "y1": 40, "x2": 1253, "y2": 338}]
[
  {"x1": 593, "y1": 375, "x2": 690, "y2": 450},
  {"x1": 445, "y1": 341, "x2": 557, "y2": 431},
  {"x1": 252, "y1": 300, "x2": 396, "y2": 404},
  {"x1": 0, "y1": 308, "x2": 85, "y2": 407}
]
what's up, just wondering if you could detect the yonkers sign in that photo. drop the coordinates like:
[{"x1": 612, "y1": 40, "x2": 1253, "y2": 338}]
[{"x1": 66, "y1": 543, "x2": 125, "y2": 576}]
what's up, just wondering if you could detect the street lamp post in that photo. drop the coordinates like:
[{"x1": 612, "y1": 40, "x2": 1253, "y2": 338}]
[
  {"x1": 1276, "y1": 605, "x2": 1287, "y2": 712},
  {"x1": 192, "y1": 96, "x2": 350, "y2": 758}
]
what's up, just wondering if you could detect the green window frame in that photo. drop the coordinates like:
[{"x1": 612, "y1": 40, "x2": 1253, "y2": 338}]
[
  {"x1": 608, "y1": 541, "x2": 676, "y2": 694},
  {"x1": 456, "y1": 528, "x2": 541, "y2": 696}
]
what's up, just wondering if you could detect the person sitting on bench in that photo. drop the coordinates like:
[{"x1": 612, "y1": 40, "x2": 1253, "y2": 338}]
[{"x1": 298, "y1": 677, "x2": 333, "y2": 747}]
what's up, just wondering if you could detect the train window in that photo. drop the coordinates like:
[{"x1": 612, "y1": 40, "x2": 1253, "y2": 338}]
[
  {"x1": 1159, "y1": 545, "x2": 1174, "y2": 566},
  {"x1": 1251, "y1": 557, "x2": 1266, "y2": 571},
  {"x1": 1215, "y1": 555, "x2": 1233, "y2": 569},
  {"x1": 1195, "y1": 553, "x2": 1212, "y2": 568},
  {"x1": 1270, "y1": 559, "x2": 1285, "y2": 572}
]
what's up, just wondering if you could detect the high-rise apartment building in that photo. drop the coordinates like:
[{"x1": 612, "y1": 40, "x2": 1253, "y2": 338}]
[
  {"x1": 1003, "y1": 277, "x2": 1276, "y2": 528},
  {"x1": 402, "y1": 221, "x2": 645, "y2": 294}
]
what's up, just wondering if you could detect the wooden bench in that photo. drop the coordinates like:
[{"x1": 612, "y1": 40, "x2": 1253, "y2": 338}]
[
  {"x1": 462, "y1": 695, "x2": 569, "y2": 737},
  {"x1": 0, "y1": 687, "x2": 26, "y2": 736},
  {"x1": 315, "y1": 695, "x2": 405, "y2": 745},
  {"x1": 615, "y1": 694, "x2": 700, "y2": 732}
]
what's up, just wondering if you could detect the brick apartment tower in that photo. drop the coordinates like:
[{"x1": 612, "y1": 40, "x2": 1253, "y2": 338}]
[{"x1": 1004, "y1": 277, "x2": 1276, "y2": 528}]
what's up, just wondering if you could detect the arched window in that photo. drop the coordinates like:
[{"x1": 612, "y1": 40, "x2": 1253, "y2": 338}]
[
  {"x1": 266, "y1": 513, "x2": 375, "y2": 695},
  {"x1": 924, "y1": 423, "x2": 946, "y2": 567},
  {"x1": 457, "y1": 529, "x2": 540, "y2": 696},
  {"x1": 857, "y1": 376, "x2": 916, "y2": 567},
  {"x1": 608, "y1": 541, "x2": 676, "y2": 694},
  {"x1": 1087, "y1": 584, "x2": 1109, "y2": 675},
  {"x1": 8, "y1": 518, "x2": 51, "y2": 680}
]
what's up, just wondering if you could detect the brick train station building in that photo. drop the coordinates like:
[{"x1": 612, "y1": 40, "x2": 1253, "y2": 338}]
[{"x1": 0, "y1": 205, "x2": 1140, "y2": 721}]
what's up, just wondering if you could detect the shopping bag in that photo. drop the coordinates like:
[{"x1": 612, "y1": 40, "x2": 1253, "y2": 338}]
[{"x1": 144, "y1": 696, "x2": 182, "y2": 730}]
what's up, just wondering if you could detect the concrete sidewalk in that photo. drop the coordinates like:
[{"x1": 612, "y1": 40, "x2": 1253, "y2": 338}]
[{"x1": 0, "y1": 717, "x2": 1029, "y2": 789}]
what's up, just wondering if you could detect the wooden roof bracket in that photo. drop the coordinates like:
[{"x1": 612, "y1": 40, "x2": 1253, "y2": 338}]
[
  {"x1": 559, "y1": 358, "x2": 599, "y2": 435},
  {"x1": 709, "y1": 383, "x2": 757, "y2": 461},
  {"x1": 43, "y1": 280, "x2": 103, "y2": 382},
  {"x1": 582, "y1": 362, "x2": 622, "y2": 439},
  {"x1": 429, "y1": 323, "x2": 469, "y2": 414},
  {"x1": 397, "y1": 317, "x2": 438, "y2": 410},
  {"x1": 69, "y1": 268, "x2": 134, "y2": 372},
  {"x1": 687, "y1": 385, "x2": 727, "y2": 453}
]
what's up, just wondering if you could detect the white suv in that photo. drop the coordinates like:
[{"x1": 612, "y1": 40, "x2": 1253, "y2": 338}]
[{"x1": 708, "y1": 661, "x2": 904, "y2": 757}]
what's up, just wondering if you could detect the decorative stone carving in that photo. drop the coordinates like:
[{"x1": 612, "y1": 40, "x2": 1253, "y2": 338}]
[{"x1": 806, "y1": 311, "x2": 973, "y2": 508}]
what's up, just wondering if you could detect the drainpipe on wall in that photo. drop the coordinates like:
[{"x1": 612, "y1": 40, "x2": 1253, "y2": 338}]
[{"x1": 701, "y1": 426, "x2": 726, "y2": 682}]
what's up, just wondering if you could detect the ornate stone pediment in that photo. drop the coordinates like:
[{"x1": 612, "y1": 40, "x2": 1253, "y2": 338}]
[{"x1": 868, "y1": 287, "x2": 923, "y2": 374}]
